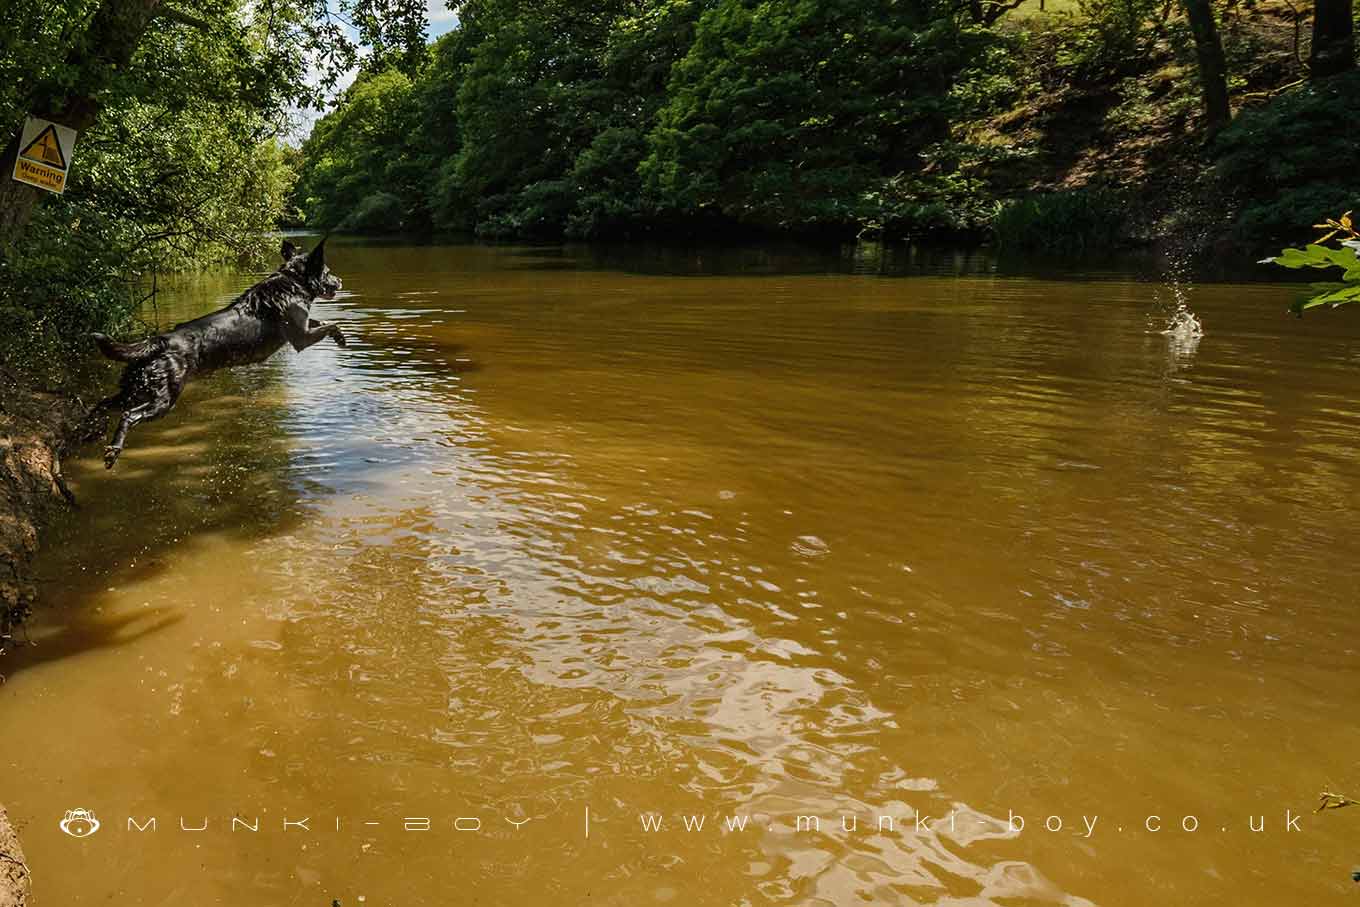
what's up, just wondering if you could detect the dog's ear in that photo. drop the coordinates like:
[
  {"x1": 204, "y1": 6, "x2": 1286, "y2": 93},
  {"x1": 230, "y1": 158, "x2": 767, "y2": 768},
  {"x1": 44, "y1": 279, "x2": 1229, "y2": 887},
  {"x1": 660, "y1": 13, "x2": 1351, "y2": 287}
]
[
  {"x1": 305, "y1": 239, "x2": 326, "y2": 279},
  {"x1": 281, "y1": 240, "x2": 298, "y2": 263}
]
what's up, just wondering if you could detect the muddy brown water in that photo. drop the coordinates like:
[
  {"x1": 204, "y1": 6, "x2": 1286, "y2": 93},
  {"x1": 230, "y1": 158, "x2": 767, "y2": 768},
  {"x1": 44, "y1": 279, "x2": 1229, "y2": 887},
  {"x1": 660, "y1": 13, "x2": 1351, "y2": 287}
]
[{"x1": 3, "y1": 240, "x2": 1359, "y2": 906}]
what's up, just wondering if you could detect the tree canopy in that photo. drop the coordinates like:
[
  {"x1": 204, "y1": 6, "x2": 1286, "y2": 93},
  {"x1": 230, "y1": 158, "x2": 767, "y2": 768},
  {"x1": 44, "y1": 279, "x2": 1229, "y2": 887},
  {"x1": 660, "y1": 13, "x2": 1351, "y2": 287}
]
[
  {"x1": 1, "y1": 0, "x2": 1357, "y2": 364},
  {"x1": 0, "y1": 0, "x2": 426, "y2": 362},
  {"x1": 294, "y1": 1, "x2": 1358, "y2": 244}
]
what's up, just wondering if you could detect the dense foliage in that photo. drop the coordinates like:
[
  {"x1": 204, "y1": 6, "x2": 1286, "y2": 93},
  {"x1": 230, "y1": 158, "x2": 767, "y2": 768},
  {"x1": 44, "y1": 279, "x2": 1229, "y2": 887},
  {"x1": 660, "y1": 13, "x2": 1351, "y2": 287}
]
[
  {"x1": 2, "y1": 0, "x2": 1356, "y2": 361},
  {"x1": 295, "y1": 0, "x2": 1022, "y2": 240},
  {"x1": 0, "y1": 0, "x2": 426, "y2": 365},
  {"x1": 1264, "y1": 212, "x2": 1360, "y2": 313},
  {"x1": 1213, "y1": 70, "x2": 1360, "y2": 242},
  {"x1": 639, "y1": 2, "x2": 1000, "y2": 234},
  {"x1": 294, "y1": 1, "x2": 1359, "y2": 247},
  {"x1": 993, "y1": 187, "x2": 1127, "y2": 253},
  {"x1": 1, "y1": 8, "x2": 291, "y2": 360}
]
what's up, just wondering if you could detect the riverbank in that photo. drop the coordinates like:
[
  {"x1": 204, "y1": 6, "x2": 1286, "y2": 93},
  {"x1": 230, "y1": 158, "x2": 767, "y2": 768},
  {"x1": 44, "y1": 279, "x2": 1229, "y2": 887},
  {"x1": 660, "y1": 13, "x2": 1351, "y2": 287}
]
[
  {"x1": 0, "y1": 367, "x2": 83, "y2": 657},
  {"x1": 0, "y1": 371, "x2": 82, "y2": 907},
  {"x1": 290, "y1": 1, "x2": 1356, "y2": 260},
  {"x1": 982, "y1": 5, "x2": 1359, "y2": 258},
  {"x1": 0, "y1": 804, "x2": 29, "y2": 907}
]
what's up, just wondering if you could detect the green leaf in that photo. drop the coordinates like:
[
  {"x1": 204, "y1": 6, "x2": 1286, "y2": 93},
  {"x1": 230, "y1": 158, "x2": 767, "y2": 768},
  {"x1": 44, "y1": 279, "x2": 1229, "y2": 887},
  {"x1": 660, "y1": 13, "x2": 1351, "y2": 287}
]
[
  {"x1": 1293, "y1": 283, "x2": 1360, "y2": 313},
  {"x1": 1270, "y1": 244, "x2": 1360, "y2": 272}
]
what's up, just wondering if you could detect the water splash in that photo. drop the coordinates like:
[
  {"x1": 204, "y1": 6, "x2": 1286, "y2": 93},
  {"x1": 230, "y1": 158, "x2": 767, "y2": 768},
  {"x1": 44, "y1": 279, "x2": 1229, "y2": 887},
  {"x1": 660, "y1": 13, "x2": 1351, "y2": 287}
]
[
  {"x1": 1157, "y1": 281, "x2": 1203, "y2": 365},
  {"x1": 1151, "y1": 207, "x2": 1206, "y2": 365},
  {"x1": 1162, "y1": 286, "x2": 1204, "y2": 339}
]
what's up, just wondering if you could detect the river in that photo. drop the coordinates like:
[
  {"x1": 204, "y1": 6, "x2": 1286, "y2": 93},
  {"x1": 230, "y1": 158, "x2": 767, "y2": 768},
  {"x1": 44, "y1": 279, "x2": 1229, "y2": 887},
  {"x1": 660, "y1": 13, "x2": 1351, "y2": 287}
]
[{"x1": 3, "y1": 238, "x2": 1358, "y2": 905}]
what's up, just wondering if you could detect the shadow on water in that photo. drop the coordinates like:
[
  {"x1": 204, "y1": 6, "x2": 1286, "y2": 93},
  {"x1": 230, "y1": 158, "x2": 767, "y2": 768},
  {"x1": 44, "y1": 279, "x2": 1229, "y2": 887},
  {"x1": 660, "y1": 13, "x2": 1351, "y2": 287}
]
[
  {"x1": 4, "y1": 607, "x2": 185, "y2": 677},
  {"x1": 558, "y1": 238, "x2": 1005, "y2": 277},
  {"x1": 3, "y1": 333, "x2": 309, "y2": 679},
  {"x1": 479, "y1": 235, "x2": 1278, "y2": 284}
]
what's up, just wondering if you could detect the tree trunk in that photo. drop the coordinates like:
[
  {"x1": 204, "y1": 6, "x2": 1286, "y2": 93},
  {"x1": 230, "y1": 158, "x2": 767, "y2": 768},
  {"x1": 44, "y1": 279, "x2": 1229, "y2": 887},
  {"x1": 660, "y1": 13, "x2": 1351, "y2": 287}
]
[
  {"x1": 966, "y1": 0, "x2": 1026, "y2": 26},
  {"x1": 1310, "y1": 0, "x2": 1356, "y2": 78},
  {"x1": 1182, "y1": 0, "x2": 1231, "y2": 134},
  {"x1": 0, "y1": 0, "x2": 163, "y2": 253}
]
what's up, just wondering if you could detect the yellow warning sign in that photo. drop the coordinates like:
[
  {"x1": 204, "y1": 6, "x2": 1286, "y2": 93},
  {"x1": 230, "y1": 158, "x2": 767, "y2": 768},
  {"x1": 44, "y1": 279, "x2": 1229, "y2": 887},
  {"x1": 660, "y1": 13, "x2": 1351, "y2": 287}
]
[
  {"x1": 14, "y1": 158, "x2": 65, "y2": 192},
  {"x1": 11, "y1": 117, "x2": 77, "y2": 195},
  {"x1": 20, "y1": 125, "x2": 66, "y2": 167}
]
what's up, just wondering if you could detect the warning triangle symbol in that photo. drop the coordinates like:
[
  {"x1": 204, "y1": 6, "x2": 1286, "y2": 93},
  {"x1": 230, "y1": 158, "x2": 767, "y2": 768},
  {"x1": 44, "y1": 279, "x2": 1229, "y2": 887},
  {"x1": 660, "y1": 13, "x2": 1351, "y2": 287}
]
[{"x1": 19, "y1": 125, "x2": 65, "y2": 168}]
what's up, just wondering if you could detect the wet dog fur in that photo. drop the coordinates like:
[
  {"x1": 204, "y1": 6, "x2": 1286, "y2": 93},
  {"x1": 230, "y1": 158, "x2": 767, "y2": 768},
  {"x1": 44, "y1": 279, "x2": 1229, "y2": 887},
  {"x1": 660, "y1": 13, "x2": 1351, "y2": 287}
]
[{"x1": 80, "y1": 240, "x2": 346, "y2": 468}]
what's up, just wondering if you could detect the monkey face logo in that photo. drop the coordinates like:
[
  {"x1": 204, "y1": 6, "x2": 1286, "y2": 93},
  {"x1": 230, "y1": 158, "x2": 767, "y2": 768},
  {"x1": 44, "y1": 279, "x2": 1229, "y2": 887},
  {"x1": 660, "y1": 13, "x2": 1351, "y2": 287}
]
[{"x1": 59, "y1": 809, "x2": 100, "y2": 838}]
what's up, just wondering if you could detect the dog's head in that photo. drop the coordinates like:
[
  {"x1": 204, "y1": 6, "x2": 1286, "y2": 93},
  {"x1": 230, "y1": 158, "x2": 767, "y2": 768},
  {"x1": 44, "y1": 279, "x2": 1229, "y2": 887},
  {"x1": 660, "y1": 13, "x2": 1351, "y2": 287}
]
[{"x1": 280, "y1": 239, "x2": 343, "y2": 301}]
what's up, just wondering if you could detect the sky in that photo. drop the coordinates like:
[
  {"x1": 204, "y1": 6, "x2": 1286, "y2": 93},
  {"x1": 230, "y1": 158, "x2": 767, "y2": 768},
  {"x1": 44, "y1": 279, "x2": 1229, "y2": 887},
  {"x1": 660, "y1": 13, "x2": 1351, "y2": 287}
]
[{"x1": 428, "y1": 0, "x2": 458, "y2": 36}]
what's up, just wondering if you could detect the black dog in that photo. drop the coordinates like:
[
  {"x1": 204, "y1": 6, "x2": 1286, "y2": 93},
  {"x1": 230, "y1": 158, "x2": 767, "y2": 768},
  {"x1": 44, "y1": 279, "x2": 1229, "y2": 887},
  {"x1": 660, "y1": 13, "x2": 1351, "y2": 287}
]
[{"x1": 81, "y1": 239, "x2": 346, "y2": 468}]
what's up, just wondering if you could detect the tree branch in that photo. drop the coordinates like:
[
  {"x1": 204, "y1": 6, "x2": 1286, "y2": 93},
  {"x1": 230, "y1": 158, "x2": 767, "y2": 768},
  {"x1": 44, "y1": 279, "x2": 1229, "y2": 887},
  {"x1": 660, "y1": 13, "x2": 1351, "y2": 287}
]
[{"x1": 154, "y1": 5, "x2": 213, "y2": 30}]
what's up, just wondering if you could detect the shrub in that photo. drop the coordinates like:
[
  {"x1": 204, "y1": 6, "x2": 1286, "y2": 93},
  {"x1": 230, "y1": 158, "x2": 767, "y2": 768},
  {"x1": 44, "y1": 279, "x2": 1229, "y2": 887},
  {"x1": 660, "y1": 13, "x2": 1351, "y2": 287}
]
[
  {"x1": 1214, "y1": 72, "x2": 1360, "y2": 246},
  {"x1": 0, "y1": 203, "x2": 144, "y2": 376},
  {"x1": 992, "y1": 187, "x2": 1127, "y2": 252},
  {"x1": 1016, "y1": 0, "x2": 1175, "y2": 86},
  {"x1": 472, "y1": 180, "x2": 578, "y2": 240},
  {"x1": 341, "y1": 192, "x2": 408, "y2": 233},
  {"x1": 566, "y1": 127, "x2": 648, "y2": 239}
]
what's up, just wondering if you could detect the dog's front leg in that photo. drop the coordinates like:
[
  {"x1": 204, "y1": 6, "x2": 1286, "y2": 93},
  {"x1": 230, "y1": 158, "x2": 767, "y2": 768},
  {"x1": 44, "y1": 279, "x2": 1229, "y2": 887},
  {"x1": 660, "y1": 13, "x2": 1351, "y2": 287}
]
[
  {"x1": 285, "y1": 306, "x2": 345, "y2": 351},
  {"x1": 308, "y1": 318, "x2": 348, "y2": 347}
]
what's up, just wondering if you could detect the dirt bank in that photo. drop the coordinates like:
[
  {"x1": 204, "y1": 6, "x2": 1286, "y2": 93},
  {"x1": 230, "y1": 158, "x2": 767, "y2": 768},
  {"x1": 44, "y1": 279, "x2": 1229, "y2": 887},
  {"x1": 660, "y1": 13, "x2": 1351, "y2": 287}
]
[
  {"x1": 0, "y1": 803, "x2": 30, "y2": 907},
  {"x1": 0, "y1": 368, "x2": 83, "y2": 656},
  {"x1": 0, "y1": 370, "x2": 83, "y2": 907}
]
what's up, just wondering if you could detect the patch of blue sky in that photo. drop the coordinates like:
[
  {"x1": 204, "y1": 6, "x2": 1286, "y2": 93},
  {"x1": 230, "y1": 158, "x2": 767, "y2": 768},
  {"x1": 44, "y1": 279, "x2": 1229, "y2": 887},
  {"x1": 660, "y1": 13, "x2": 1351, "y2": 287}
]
[{"x1": 285, "y1": 0, "x2": 458, "y2": 143}]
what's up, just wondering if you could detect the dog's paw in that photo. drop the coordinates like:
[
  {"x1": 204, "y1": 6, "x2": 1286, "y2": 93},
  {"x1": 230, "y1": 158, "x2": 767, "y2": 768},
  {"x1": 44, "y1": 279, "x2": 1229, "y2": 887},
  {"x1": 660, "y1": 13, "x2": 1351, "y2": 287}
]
[
  {"x1": 332, "y1": 328, "x2": 348, "y2": 348},
  {"x1": 54, "y1": 475, "x2": 78, "y2": 507},
  {"x1": 103, "y1": 446, "x2": 120, "y2": 469}
]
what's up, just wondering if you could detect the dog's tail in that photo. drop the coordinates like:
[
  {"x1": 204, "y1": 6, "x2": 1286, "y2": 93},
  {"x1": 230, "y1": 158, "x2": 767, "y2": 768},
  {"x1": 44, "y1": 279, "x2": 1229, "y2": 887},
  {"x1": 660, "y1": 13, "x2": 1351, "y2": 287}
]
[{"x1": 89, "y1": 332, "x2": 163, "y2": 363}]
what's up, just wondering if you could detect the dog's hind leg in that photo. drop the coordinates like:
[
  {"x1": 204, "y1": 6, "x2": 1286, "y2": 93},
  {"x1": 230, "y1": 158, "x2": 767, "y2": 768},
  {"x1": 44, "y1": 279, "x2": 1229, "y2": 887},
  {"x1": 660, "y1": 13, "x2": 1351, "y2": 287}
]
[
  {"x1": 51, "y1": 443, "x2": 77, "y2": 507},
  {"x1": 77, "y1": 391, "x2": 125, "y2": 443},
  {"x1": 104, "y1": 386, "x2": 179, "y2": 469},
  {"x1": 104, "y1": 402, "x2": 157, "y2": 469},
  {"x1": 103, "y1": 353, "x2": 188, "y2": 469}
]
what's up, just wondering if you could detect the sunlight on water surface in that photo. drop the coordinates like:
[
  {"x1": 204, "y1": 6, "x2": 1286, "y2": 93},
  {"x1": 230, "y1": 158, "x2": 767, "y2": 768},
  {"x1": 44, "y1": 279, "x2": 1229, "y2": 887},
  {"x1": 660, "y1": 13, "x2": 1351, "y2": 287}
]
[{"x1": 3, "y1": 240, "x2": 1359, "y2": 906}]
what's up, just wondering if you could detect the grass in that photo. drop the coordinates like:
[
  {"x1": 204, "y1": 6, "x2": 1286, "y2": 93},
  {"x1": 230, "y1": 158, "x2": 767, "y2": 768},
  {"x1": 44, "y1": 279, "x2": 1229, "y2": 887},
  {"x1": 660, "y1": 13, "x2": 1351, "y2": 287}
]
[{"x1": 993, "y1": 187, "x2": 1128, "y2": 253}]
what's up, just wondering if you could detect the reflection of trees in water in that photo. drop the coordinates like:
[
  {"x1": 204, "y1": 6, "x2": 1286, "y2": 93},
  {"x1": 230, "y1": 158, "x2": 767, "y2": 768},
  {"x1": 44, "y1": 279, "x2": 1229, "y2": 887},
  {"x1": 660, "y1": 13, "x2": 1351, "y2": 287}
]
[{"x1": 534, "y1": 240, "x2": 1003, "y2": 278}]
